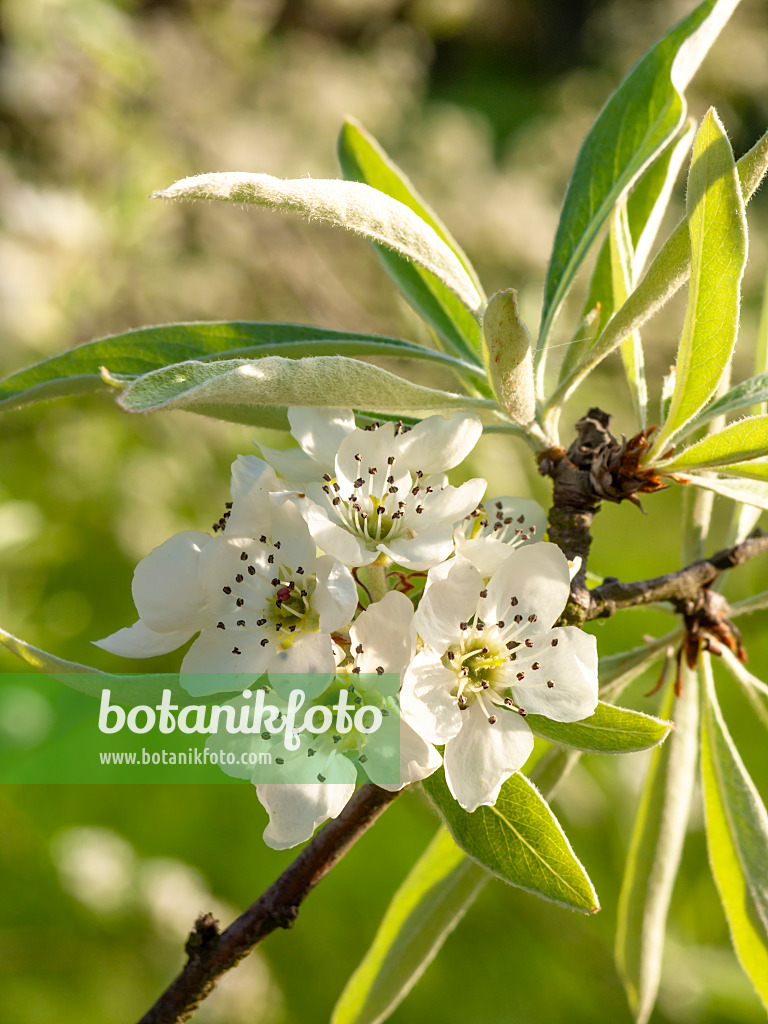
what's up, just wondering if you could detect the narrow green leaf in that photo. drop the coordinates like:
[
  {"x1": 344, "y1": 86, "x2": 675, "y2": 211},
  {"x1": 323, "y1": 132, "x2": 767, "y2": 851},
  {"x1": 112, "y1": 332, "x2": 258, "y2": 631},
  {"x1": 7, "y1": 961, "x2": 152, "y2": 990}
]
[
  {"x1": 650, "y1": 109, "x2": 748, "y2": 455},
  {"x1": 337, "y1": 120, "x2": 485, "y2": 363},
  {"x1": 423, "y1": 768, "x2": 599, "y2": 913},
  {"x1": 597, "y1": 636, "x2": 680, "y2": 703},
  {"x1": 547, "y1": 123, "x2": 768, "y2": 414},
  {"x1": 700, "y1": 656, "x2": 768, "y2": 1010},
  {"x1": 116, "y1": 356, "x2": 497, "y2": 422},
  {"x1": 682, "y1": 472, "x2": 768, "y2": 511},
  {"x1": 680, "y1": 372, "x2": 768, "y2": 436},
  {"x1": 611, "y1": 202, "x2": 648, "y2": 427},
  {"x1": 0, "y1": 321, "x2": 487, "y2": 415},
  {"x1": 754, "y1": 268, "x2": 768, "y2": 415},
  {"x1": 658, "y1": 415, "x2": 768, "y2": 471},
  {"x1": 719, "y1": 648, "x2": 768, "y2": 733},
  {"x1": 537, "y1": 0, "x2": 742, "y2": 357},
  {"x1": 331, "y1": 827, "x2": 487, "y2": 1024},
  {"x1": 526, "y1": 700, "x2": 672, "y2": 754},
  {"x1": 615, "y1": 669, "x2": 699, "y2": 1024},
  {"x1": 153, "y1": 173, "x2": 484, "y2": 319},
  {"x1": 557, "y1": 125, "x2": 693, "y2": 391}
]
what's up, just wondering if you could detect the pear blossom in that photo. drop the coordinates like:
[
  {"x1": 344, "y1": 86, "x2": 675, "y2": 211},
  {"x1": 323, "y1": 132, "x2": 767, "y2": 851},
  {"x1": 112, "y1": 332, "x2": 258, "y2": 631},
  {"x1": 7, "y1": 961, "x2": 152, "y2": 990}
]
[
  {"x1": 213, "y1": 591, "x2": 440, "y2": 848},
  {"x1": 287, "y1": 410, "x2": 487, "y2": 569},
  {"x1": 95, "y1": 461, "x2": 357, "y2": 692},
  {"x1": 401, "y1": 542, "x2": 598, "y2": 812},
  {"x1": 453, "y1": 495, "x2": 548, "y2": 577}
]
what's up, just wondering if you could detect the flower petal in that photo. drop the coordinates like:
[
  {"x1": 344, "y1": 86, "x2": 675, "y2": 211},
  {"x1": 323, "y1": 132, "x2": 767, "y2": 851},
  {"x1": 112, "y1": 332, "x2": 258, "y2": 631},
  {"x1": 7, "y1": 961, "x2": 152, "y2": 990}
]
[
  {"x1": 373, "y1": 718, "x2": 442, "y2": 791},
  {"x1": 93, "y1": 619, "x2": 194, "y2": 658},
  {"x1": 396, "y1": 412, "x2": 482, "y2": 472},
  {"x1": 302, "y1": 502, "x2": 375, "y2": 566},
  {"x1": 443, "y1": 703, "x2": 533, "y2": 811},
  {"x1": 401, "y1": 649, "x2": 462, "y2": 743},
  {"x1": 415, "y1": 477, "x2": 486, "y2": 527},
  {"x1": 510, "y1": 626, "x2": 598, "y2": 721},
  {"x1": 288, "y1": 407, "x2": 356, "y2": 463},
  {"x1": 314, "y1": 555, "x2": 358, "y2": 632},
  {"x1": 132, "y1": 530, "x2": 213, "y2": 633},
  {"x1": 350, "y1": 590, "x2": 415, "y2": 675},
  {"x1": 381, "y1": 527, "x2": 455, "y2": 571},
  {"x1": 269, "y1": 631, "x2": 337, "y2": 676},
  {"x1": 255, "y1": 776, "x2": 356, "y2": 849},
  {"x1": 414, "y1": 557, "x2": 482, "y2": 654},
  {"x1": 479, "y1": 541, "x2": 570, "y2": 636}
]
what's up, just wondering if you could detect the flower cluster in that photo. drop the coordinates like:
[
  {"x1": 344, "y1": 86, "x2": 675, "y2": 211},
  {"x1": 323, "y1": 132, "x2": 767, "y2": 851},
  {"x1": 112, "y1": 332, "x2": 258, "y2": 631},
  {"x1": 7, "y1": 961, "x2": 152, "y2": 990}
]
[{"x1": 97, "y1": 408, "x2": 598, "y2": 847}]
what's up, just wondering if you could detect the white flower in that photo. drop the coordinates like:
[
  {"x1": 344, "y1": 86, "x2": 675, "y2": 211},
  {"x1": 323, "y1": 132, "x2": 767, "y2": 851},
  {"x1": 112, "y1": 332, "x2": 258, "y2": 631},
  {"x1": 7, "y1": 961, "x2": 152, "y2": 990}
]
[
  {"x1": 401, "y1": 543, "x2": 598, "y2": 812},
  {"x1": 237, "y1": 591, "x2": 440, "y2": 849},
  {"x1": 95, "y1": 462, "x2": 357, "y2": 692},
  {"x1": 454, "y1": 496, "x2": 548, "y2": 577},
  {"x1": 287, "y1": 410, "x2": 486, "y2": 569}
]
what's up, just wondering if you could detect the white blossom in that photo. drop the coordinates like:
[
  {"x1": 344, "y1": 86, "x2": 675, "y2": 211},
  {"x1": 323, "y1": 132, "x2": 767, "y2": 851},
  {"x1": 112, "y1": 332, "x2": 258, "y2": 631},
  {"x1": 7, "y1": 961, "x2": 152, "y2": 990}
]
[{"x1": 401, "y1": 542, "x2": 598, "y2": 812}]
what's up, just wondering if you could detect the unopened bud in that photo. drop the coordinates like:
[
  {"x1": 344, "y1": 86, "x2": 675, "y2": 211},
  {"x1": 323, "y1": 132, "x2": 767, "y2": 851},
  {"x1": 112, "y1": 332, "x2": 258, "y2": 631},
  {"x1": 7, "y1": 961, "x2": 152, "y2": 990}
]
[{"x1": 481, "y1": 289, "x2": 535, "y2": 424}]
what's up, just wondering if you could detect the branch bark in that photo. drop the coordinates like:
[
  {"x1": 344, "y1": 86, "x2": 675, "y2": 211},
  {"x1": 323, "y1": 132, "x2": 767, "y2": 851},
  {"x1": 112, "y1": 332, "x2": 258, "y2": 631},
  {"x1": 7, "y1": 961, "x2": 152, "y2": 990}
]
[
  {"x1": 137, "y1": 784, "x2": 399, "y2": 1024},
  {"x1": 584, "y1": 532, "x2": 768, "y2": 621}
]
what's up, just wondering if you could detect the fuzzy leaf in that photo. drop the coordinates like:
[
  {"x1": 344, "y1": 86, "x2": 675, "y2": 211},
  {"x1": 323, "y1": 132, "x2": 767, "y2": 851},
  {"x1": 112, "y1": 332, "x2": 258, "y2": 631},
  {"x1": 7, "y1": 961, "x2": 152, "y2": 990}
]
[
  {"x1": 650, "y1": 109, "x2": 748, "y2": 454},
  {"x1": 681, "y1": 372, "x2": 768, "y2": 436},
  {"x1": 549, "y1": 124, "x2": 768, "y2": 412},
  {"x1": 423, "y1": 769, "x2": 598, "y2": 913},
  {"x1": 526, "y1": 701, "x2": 672, "y2": 754},
  {"x1": 153, "y1": 173, "x2": 484, "y2": 319},
  {"x1": 338, "y1": 119, "x2": 484, "y2": 363},
  {"x1": 611, "y1": 202, "x2": 648, "y2": 427},
  {"x1": 0, "y1": 321, "x2": 487, "y2": 415},
  {"x1": 659, "y1": 415, "x2": 768, "y2": 471},
  {"x1": 700, "y1": 656, "x2": 768, "y2": 1010},
  {"x1": 615, "y1": 670, "x2": 699, "y2": 1024},
  {"x1": 331, "y1": 827, "x2": 487, "y2": 1024},
  {"x1": 537, "y1": 0, "x2": 743, "y2": 356},
  {"x1": 682, "y1": 472, "x2": 768, "y2": 510}
]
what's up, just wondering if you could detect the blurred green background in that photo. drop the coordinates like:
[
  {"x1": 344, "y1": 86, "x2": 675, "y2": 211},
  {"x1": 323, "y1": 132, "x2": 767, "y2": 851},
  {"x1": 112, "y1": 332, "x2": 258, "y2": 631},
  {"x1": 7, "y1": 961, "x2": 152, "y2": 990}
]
[{"x1": 1, "y1": 0, "x2": 768, "y2": 1021}]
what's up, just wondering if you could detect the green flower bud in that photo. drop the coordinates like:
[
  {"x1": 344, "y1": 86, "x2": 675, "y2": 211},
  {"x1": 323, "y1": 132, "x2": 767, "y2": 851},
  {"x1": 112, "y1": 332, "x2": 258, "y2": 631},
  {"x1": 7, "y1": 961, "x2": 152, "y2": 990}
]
[{"x1": 482, "y1": 289, "x2": 535, "y2": 424}]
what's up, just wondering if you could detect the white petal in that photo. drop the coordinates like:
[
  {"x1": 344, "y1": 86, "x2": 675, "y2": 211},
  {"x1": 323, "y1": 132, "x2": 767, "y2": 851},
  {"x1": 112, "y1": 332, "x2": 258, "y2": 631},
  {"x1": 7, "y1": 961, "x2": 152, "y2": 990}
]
[
  {"x1": 257, "y1": 444, "x2": 318, "y2": 483},
  {"x1": 417, "y1": 478, "x2": 487, "y2": 526},
  {"x1": 230, "y1": 454, "x2": 279, "y2": 497},
  {"x1": 303, "y1": 502, "x2": 375, "y2": 566},
  {"x1": 479, "y1": 541, "x2": 570, "y2": 637},
  {"x1": 225, "y1": 456, "x2": 277, "y2": 536},
  {"x1": 255, "y1": 777, "x2": 356, "y2": 849},
  {"x1": 93, "y1": 619, "x2": 194, "y2": 658},
  {"x1": 335, "y1": 423, "x2": 399, "y2": 494},
  {"x1": 132, "y1": 530, "x2": 212, "y2": 633},
  {"x1": 181, "y1": 627, "x2": 272, "y2": 680},
  {"x1": 270, "y1": 498, "x2": 316, "y2": 570},
  {"x1": 350, "y1": 590, "x2": 415, "y2": 674},
  {"x1": 381, "y1": 527, "x2": 455, "y2": 571},
  {"x1": 314, "y1": 555, "x2": 358, "y2": 632},
  {"x1": 396, "y1": 412, "x2": 483, "y2": 472},
  {"x1": 288, "y1": 406, "x2": 356, "y2": 463},
  {"x1": 373, "y1": 718, "x2": 442, "y2": 791},
  {"x1": 414, "y1": 557, "x2": 482, "y2": 654},
  {"x1": 443, "y1": 703, "x2": 533, "y2": 812},
  {"x1": 510, "y1": 627, "x2": 598, "y2": 721},
  {"x1": 268, "y1": 631, "x2": 337, "y2": 675},
  {"x1": 401, "y1": 649, "x2": 462, "y2": 743}
]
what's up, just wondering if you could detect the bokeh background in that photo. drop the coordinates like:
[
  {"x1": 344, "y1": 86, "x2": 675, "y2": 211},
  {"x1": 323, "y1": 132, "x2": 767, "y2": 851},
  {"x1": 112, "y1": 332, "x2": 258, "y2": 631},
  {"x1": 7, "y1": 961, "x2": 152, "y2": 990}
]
[{"x1": 1, "y1": 0, "x2": 768, "y2": 1021}]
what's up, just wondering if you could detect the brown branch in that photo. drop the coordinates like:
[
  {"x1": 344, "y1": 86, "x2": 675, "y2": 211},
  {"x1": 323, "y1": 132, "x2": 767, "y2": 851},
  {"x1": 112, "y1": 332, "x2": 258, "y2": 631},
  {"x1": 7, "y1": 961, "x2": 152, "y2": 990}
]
[
  {"x1": 585, "y1": 532, "x2": 768, "y2": 621},
  {"x1": 137, "y1": 784, "x2": 400, "y2": 1024}
]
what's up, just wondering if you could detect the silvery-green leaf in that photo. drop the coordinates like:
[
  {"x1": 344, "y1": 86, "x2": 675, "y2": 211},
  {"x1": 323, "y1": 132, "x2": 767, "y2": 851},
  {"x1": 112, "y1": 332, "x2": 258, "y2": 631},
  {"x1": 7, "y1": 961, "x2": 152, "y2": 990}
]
[
  {"x1": 678, "y1": 372, "x2": 768, "y2": 437},
  {"x1": 537, "y1": 0, "x2": 743, "y2": 363},
  {"x1": 423, "y1": 768, "x2": 599, "y2": 913},
  {"x1": 615, "y1": 669, "x2": 699, "y2": 1024},
  {"x1": 610, "y1": 201, "x2": 648, "y2": 427},
  {"x1": 338, "y1": 119, "x2": 485, "y2": 364},
  {"x1": 598, "y1": 636, "x2": 680, "y2": 703},
  {"x1": 0, "y1": 321, "x2": 487, "y2": 414},
  {"x1": 650, "y1": 109, "x2": 747, "y2": 456},
  {"x1": 153, "y1": 173, "x2": 484, "y2": 319},
  {"x1": 117, "y1": 356, "x2": 498, "y2": 422},
  {"x1": 658, "y1": 416, "x2": 768, "y2": 471},
  {"x1": 526, "y1": 701, "x2": 672, "y2": 754},
  {"x1": 557, "y1": 125, "x2": 693, "y2": 390},
  {"x1": 481, "y1": 289, "x2": 535, "y2": 424},
  {"x1": 719, "y1": 648, "x2": 768, "y2": 733},
  {"x1": 330, "y1": 827, "x2": 487, "y2": 1024},
  {"x1": 682, "y1": 472, "x2": 768, "y2": 511},
  {"x1": 548, "y1": 124, "x2": 768, "y2": 413},
  {"x1": 700, "y1": 656, "x2": 768, "y2": 1010}
]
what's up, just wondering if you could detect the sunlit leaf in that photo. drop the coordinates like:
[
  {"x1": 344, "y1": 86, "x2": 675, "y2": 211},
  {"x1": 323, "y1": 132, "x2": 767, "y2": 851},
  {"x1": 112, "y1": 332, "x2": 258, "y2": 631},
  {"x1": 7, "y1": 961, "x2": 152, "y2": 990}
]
[
  {"x1": 679, "y1": 372, "x2": 768, "y2": 436},
  {"x1": 423, "y1": 768, "x2": 599, "y2": 913},
  {"x1": 152, "y1": 173, "x2": 484, "y2": 319},
  {"x1": 650, "y1": 109, "x2": 747, "y2": 455},
  {"x1": 537, "y1": 0, "x2": 743, "y2": 360},
  {"x1": 331, "y1": 827, "x2": 487, "y2": 1024},
  {"x1": 116, "y1": 356, "x2": 498, "y2": 424},
  {"x1": 615, "y1": 670, "x2": 699, "y2": 1024},
  {"x1": 658, "y1": 416, "x2": 768, "y2": 471},
  {"x1": 700, "y1": 656, "x2": 768, "y2": 1010},
  {"x1": 682, "y1": 472, "x2": 768, "y2": 511},
  {"x1": 610, "y1": 202, "x2": 648, "y2": 427},
  {"x1": 338, "y1": 119, "x2": 485, "y2": 363},
  {"x1": 526, "y1": 700, "x2": 672, "y2": 754}
]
